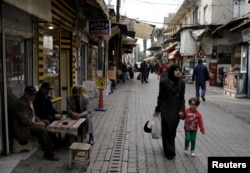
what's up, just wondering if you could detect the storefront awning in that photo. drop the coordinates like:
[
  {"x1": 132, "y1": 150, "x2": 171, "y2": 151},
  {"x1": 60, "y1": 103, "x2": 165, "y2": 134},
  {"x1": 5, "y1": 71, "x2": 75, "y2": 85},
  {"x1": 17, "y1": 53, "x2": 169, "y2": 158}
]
[
  {"x1": 133, "y1": 20, "x2": 155, "y2": 39},
  {"x1": 190, "y1": 29, "x2": 206, "y2": 41},
  {"x1": 169, "y1": 49, "x2": 181, "y2": 60},
  {"x1": 4, "y1": 0, "x2": 51, "y2": 22},
  {"x1": 163, "y1": 37, "x2": 178, "y2": 44},
  {"x1": 80, "y1": 0, "x2": 109, "y2": 19},
  {"x1": 162, "y1": 42, "x2": 177, "y2": 53},
  {"x1": 122, "y1": 36, "x2": 137, "y2": 48},
  {"x1": 230, "y1": 20, "x2": 250, "y2": 32},
  {"x1": 212, "y1": 17, "x2": 248, "y2": 35},
  {"x1": 147, "y1": 46, "x2": 162, "y2": 51},
  {"x1": 143, "y1": 56, "x2": 155, "y2": 61}
]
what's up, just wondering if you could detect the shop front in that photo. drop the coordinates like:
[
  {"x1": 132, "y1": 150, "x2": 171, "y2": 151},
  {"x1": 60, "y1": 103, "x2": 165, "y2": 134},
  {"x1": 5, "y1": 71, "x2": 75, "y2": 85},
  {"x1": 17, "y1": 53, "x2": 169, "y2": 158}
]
[
  {"x1": 223, "y1": 45, "x2": 247, "y2": 98},
  {"x1": 0, "y1": 1, "x2": 51, "y2": 155}
]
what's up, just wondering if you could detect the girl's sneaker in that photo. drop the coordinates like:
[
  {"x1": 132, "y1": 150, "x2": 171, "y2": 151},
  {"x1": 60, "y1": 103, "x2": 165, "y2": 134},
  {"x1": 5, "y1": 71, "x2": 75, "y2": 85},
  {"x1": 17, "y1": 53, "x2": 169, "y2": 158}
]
[
  {"x1": 184, "y1": 148, "x2": 188, "y2": 154},
  {"x1": 191, "y1": 151, "x2": 196, "y2": 157}
]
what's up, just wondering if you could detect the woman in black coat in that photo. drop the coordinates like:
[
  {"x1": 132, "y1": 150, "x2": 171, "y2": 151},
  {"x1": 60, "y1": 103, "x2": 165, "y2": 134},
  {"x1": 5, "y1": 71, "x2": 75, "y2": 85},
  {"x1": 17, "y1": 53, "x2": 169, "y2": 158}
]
[{"x1": 154, "y1": 64, "x2": 185, "y2": 160}]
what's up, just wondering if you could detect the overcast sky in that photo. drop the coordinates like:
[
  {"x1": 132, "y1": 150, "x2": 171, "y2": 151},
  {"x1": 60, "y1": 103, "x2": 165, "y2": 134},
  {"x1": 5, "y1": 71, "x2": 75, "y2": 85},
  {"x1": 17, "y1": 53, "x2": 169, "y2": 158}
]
[
  {"x1": 105, "y1": 0, "x2": 184, "y2": 28},
  {"x1": 105, "y1": 0, "x2": 184, "y2": 53}
]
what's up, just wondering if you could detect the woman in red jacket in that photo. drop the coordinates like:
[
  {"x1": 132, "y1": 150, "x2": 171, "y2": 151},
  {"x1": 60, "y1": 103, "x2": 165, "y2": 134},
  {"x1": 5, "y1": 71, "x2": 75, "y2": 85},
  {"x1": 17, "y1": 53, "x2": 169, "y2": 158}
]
[{"x1": 157, "y1": 59, "x2": 170, "y2": 80}]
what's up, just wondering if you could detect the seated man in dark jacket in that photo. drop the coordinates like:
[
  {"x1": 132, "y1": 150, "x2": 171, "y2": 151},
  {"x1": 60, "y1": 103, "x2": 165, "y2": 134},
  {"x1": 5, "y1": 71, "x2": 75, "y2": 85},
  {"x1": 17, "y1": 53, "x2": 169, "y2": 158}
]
[
  {"x1": 12, "y1": 85, "x2": 59, "y2": 161},
  {"x1": 33, "y1": 82, "x2": 62, "y2": 125}
]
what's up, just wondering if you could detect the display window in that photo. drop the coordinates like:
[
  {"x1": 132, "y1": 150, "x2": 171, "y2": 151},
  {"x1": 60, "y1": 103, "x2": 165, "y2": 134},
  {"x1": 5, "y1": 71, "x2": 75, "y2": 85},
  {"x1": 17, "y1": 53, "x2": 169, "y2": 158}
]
[
  {"x1": 5, "y1": 36, "x2": 28, "y2": 98},
  {"x1": 43, "y1": 25, "x2": 60, "y2": 98}
]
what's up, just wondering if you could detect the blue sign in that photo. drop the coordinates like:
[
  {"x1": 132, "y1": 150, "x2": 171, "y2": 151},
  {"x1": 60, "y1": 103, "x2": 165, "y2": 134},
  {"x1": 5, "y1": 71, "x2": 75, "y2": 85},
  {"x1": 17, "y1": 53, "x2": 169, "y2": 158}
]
[{"x1": 89, "y1": 20, "x2": 111, "y2": 36}]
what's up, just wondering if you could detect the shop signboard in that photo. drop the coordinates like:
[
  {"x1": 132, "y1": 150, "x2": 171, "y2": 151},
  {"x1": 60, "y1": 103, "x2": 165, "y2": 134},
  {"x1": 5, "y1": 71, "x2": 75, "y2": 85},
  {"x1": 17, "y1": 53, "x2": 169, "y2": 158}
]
[{"x1": 89, "y1": 20, "x2": 111, "y2": 36}]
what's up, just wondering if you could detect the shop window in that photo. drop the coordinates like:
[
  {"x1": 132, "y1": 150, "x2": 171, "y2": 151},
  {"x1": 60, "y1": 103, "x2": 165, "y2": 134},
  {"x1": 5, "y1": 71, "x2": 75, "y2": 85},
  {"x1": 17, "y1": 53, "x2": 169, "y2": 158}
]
[
  {"x1": 5, "y1": 36, "x2": 27, "y2": 98},
  {"x1": 43, "y1": 26, "x2": 60, "y2": 98},
  {"x1": 241, "y1": 46, "x2": 247, "y2": 73},
  {"x1": 218, "y1": 53, "x2": 231, "y2": 64}
]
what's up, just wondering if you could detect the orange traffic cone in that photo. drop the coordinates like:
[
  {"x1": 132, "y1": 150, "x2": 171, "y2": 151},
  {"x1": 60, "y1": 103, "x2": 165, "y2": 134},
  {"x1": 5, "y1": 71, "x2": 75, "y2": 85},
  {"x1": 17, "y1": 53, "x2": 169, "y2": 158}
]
[{"x1": 95, "y1": 89, "x2": 107, "y2": 111}]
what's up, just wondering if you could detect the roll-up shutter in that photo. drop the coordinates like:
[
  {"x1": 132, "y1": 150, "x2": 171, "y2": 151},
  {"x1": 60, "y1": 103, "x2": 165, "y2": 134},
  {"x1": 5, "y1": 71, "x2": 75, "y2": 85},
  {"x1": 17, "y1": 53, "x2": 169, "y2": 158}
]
[{"x1": 1, "y1": 2, "x2": 32, "y2": 37}]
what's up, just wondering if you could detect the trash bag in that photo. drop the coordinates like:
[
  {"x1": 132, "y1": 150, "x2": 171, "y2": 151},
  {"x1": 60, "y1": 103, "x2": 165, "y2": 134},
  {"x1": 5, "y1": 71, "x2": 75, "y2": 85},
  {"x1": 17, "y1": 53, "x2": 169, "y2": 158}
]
[{"x1": 151, "y1": 116, "x2": 161, "y2": 139}]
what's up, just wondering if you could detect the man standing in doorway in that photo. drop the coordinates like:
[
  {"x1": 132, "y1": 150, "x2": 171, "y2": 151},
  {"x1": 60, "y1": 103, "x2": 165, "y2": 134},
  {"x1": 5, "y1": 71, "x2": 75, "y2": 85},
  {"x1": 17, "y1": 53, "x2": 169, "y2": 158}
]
[{"x1": 192, "y1": 59, "x2": 209, "y2": 101}]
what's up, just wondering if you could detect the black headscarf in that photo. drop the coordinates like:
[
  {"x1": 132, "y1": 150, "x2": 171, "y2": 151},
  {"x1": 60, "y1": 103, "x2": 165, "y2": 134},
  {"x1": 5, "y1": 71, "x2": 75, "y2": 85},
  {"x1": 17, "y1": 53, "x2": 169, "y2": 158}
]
[{"x1": 168, "y1": 64, "x2": 181, "y2": 86}]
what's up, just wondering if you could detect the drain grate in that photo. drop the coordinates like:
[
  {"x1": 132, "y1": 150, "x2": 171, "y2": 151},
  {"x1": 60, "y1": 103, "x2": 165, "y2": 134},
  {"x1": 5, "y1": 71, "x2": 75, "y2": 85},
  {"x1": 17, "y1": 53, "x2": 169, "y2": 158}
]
[{"x1": 107, "y1": 99, "x2": 129, "y2": 172}]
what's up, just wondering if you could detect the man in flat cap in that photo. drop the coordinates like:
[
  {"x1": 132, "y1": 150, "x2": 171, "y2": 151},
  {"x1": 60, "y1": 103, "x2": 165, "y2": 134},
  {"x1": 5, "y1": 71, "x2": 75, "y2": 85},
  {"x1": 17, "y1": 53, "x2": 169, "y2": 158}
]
[
  {"x1": 12, "y1": 85, "x2": 59, "y2": 161},
  {"x1": 33, "y1": 82, "x2": 62, "y2": 125}
]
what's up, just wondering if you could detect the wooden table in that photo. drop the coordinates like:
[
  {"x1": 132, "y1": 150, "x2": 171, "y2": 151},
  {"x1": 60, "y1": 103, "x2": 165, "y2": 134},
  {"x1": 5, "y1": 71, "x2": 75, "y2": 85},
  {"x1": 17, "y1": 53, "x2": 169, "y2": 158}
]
[{"x1": 47, "y1": 118, "x2": 86, "y2": 142}]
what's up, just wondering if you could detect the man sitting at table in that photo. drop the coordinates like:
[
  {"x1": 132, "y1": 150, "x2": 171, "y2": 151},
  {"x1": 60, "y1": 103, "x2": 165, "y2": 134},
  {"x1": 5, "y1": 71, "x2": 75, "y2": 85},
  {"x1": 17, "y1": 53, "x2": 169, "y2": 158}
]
[
  {"x1": 33, "y1": 82, "x2": 62, "y2": 125},
  {"x1": 12, "y1": 85, "x2": 59, "y2": 161},
  {"x1": 66, "y1": 85, "x2": 94, "y2": 145}
]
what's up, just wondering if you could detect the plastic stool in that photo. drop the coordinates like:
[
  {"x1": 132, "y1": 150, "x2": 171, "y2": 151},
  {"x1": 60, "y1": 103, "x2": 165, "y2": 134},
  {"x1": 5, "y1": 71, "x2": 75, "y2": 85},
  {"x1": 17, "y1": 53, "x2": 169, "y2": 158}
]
[
  {"x1": 12, "y1": 138, "x2": 33, "y2": 153},
  {"x1": 68, "y1": 142, "x2": 91, "y2": 170}
]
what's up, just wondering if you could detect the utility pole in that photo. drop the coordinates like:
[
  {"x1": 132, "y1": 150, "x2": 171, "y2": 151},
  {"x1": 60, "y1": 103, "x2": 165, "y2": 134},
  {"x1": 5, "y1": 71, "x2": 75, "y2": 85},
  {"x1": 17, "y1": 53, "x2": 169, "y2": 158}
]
[{"x1": 116, "y1": 0, "x2": 120, "y2": 22}]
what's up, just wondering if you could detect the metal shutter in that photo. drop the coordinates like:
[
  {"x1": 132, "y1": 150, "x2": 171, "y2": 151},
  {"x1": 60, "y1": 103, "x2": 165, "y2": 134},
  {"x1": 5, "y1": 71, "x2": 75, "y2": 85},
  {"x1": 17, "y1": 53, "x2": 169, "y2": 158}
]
[{"x1": 2, "y1": 2, "x2": 32, "y2": 37}]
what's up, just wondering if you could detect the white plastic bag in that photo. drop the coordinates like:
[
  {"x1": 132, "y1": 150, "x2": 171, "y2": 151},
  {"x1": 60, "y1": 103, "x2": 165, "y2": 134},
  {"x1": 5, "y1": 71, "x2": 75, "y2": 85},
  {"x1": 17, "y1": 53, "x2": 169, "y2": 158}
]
[{"x1": 151, "y1": 116, "x2": 161, "y2": 139}]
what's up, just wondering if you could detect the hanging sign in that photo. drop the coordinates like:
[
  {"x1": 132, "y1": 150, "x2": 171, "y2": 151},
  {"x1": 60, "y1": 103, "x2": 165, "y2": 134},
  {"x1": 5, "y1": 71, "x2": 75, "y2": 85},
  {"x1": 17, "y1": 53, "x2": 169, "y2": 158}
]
[{"x1": 89, "y1": 20, "x2": 111, "y2": 36}]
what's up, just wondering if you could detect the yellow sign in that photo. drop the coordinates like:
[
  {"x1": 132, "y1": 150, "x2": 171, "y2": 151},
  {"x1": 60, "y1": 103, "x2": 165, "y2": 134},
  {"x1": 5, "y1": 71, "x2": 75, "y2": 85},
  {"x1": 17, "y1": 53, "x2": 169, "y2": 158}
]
[{"x1": 96, "y1": 77, "x2": 107, "y2": 89}]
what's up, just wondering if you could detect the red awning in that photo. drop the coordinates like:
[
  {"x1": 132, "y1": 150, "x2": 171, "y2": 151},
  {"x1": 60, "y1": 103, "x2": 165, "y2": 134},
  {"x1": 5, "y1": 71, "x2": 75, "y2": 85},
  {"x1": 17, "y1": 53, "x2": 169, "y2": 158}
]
[
  {"x1": 162, "y1": 42, "x2": 177, "y2": 53},
  {"x1": 168, "y1": 49, "x2": 181, "y2": 60}
]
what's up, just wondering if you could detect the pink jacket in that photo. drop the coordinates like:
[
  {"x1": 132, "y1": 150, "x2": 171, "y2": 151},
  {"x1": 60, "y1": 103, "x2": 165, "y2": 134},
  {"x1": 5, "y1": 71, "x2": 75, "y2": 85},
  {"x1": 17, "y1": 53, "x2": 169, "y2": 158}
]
[{"x1": 181, "y1": 108, "x2": 205, "y2": 133}]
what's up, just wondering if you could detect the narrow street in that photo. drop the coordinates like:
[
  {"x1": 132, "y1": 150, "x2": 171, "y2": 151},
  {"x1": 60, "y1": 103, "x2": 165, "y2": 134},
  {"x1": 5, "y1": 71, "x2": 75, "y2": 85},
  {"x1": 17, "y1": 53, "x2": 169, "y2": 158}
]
[{"x1": 2, "y1": 72, "x2": 250, "y2": 173}]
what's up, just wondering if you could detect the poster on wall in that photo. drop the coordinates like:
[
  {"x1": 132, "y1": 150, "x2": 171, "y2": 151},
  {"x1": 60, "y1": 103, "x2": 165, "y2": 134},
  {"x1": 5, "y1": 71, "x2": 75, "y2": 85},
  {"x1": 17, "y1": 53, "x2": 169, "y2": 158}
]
[{"x1": 89, "y1": 20, "x2": 111, "y2": 36}]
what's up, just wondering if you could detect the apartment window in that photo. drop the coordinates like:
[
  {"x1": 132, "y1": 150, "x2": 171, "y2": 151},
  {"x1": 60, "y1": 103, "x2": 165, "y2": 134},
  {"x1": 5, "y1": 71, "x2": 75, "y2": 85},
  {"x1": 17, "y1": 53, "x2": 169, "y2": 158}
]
[
  {"x1": 233, "y1": 0, "x2": 245, "y2": 18},
  {"x1": 203, "y1": 5, "x2": 208, "y2": 24}
]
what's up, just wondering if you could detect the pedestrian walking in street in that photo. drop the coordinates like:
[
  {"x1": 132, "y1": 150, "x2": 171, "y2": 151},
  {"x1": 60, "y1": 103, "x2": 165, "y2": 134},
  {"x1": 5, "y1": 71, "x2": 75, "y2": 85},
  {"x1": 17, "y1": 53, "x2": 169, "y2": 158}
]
[
  {"x1": 121, "y1": 63, "x2": 128, "y2": 83},
  {"x1": 140, "y1": 61, "x2": 148, "y2": 83},
  {"x1": 192, "y1": 59, "x2": 209, "y2": 101},
  {"x1": 157, "y1": 59, "x2": 170, "y2": 81},
  {"x1": 12, "y1": 86, "x2": 60, "y2": 161},
  {"x1": 180, "y1": 97, "x2": 205, "y2": 157},
  {"x1": 66, "y1": 85, "x2": 94, "y2": 145},
  {"x1": 154, "y1": 64, "x2": 185, "y2": 160}
]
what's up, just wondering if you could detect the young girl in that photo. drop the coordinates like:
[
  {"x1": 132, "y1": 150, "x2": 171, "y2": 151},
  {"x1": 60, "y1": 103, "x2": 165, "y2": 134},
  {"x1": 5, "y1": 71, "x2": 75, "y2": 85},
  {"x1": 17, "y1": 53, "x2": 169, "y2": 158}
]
[{"x1": 181, "y1": 97, "x2": 205, "y2": 157}]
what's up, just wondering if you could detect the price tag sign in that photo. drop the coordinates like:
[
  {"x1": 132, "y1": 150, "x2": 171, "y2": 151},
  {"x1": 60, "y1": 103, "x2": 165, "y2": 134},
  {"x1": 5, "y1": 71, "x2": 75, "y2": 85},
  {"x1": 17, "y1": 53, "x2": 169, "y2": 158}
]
[{"x1": 96, "y1": 77, "x2": 107, "y2": 89}]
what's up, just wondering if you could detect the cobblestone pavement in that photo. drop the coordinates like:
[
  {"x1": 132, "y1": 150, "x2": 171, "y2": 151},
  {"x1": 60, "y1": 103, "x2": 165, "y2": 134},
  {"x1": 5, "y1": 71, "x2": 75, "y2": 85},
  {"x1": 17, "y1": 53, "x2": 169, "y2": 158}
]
[{"x1": 1, "y1": 73, "x2": 250, "y2": 173}]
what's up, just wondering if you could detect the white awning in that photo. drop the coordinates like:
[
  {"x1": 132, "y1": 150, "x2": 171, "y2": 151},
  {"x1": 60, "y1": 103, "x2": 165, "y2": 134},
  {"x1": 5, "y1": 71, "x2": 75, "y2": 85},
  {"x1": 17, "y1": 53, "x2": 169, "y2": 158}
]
[
  {"x1": 143, "y1": 56, "x2": 155, "y2": 61},
  {"x1": 190, "y1": 29, "x2": 205, "y2": 41},
  {"x1": 132, "y1": 20, "x2": 155, "y2": 39}
]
